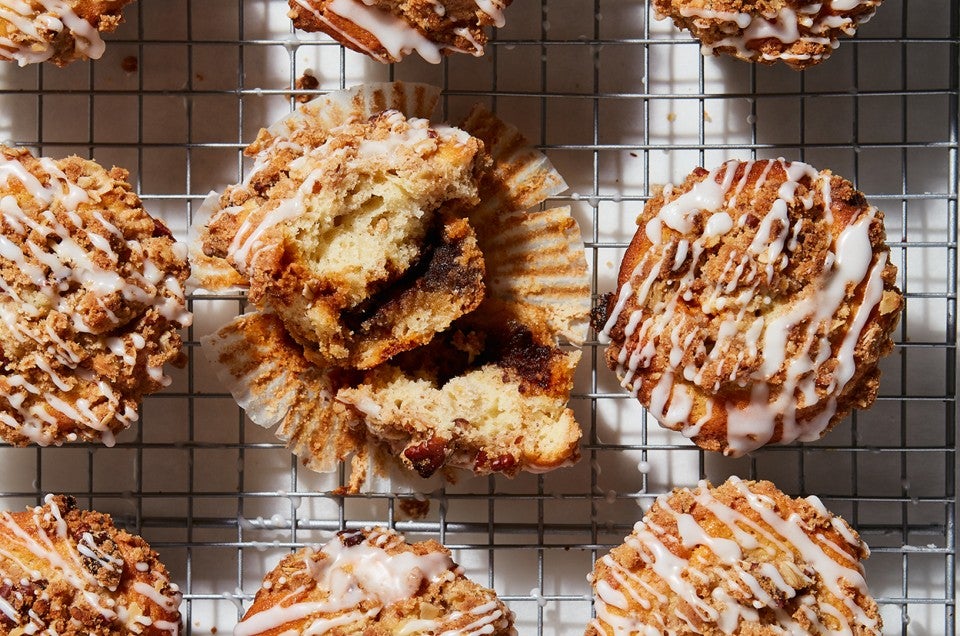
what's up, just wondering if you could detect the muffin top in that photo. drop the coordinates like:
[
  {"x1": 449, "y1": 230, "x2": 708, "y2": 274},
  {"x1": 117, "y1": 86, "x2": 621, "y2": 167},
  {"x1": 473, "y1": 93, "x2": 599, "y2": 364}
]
[
  {"x1": 0, "y1": 494, "x2": 182, "y2": 636},
  {"x1": 236, "y1": 527, "x2": 514, "y2": 636},
  {"x1": 0, "y1": 0, "x2": 135, "y2": 66},
  {"x1": 588, "y1": 478, "x2": 881, "y2": 635},
  {"x1": 288, "y1": 0, "x2": 511, "y2": 63},
  {"x1": 598, "y1": 159, "x2": 902, "y2": 455},
  {"x1": 653, "y1": 0, "x2": 883, "y2": 69},
  {"x1": 0, "y1": 146, "x2": 191, "y2": 446}
]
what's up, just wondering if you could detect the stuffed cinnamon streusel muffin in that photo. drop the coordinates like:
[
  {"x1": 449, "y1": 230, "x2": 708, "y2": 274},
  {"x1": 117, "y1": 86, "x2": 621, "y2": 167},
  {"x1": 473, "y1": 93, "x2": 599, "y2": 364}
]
[
  {"x1": 0, "y1": 0, "x2": 136, "y2": 66},
  {"x1": 588, "y1": 478, "x2": 882, "y2": 635},
  {"x1": 0, "y1": 494, "x2": 182, "y2": 636},
  {"x1": 596, "y1": 159, "x2": 902, "y2": 456},
  {"x1": 236, "y1": 527, "x2": 514, "y2": 636},
  {"x1": 288, "y1": 0, "x2": 512, "y2": 63},
  {"x1": 653, "y1": 0, "x2": 882, "y2": 69},
  {"x1": 198, "y1": 83, "x2": 590, "y2": 491},
  {"x1": 0, "y1": 146, "x2": 191, "y2": 447}
]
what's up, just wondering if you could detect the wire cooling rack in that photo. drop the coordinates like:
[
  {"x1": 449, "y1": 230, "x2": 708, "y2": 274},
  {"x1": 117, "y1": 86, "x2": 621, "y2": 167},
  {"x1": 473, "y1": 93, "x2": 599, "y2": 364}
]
[{"x1": 0, "y1": 0, "x2": 956, "y2": 634}]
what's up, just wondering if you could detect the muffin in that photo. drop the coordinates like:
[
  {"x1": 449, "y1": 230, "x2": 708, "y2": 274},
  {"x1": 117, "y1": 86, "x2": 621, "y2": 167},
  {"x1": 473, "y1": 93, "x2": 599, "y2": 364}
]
[
  {"x1": 0, "y1": 146, "x2": 191, "y2": 447},
  {"x1": 0, "y1": 494, "x2": 182, "y2": 635},
  {"x1": 0, "y1": 0, "x2": 135, "y2": 66},
  {"x1": 596, "y1": 159, "x2": 902, "y2": 456},
  {"x1": 199, "y1": 82, "x2": 590, "y2": 491},
  {"x1": 652, "y1": 0, "x2": 882, "y2": 69},
  {"x1": 288, "y1": 0, "x2": 512, "y2": 63},
  {"x1": 587, "y1": 478, "x2": 881, "y2": 635},
  {"x1": 236, "y1": 527, "x2": 514, "y2": 636},
  {"x1": 202, "y1": 108, "x2": 487, "y2": 370}
]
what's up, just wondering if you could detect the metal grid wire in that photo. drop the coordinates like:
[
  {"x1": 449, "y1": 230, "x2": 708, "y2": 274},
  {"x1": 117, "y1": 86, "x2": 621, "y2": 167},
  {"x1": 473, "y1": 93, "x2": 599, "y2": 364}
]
[{"x1": 0, "y1": 0, "x2": 955, "y2": 634}]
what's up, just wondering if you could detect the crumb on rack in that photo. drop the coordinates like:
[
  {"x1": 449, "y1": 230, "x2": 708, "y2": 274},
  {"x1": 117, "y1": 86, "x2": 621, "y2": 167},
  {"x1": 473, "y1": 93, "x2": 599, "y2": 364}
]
[
  {"x1": 399, "y1": 498, "x2": 432, "y2": 519},
  {"x1": 295, "y1": 72, "x2": 320, "y2": 103}
]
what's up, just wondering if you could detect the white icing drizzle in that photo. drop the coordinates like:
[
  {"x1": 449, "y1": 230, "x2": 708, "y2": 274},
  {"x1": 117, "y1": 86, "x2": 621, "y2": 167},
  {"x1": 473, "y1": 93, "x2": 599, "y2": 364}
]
[
  {"x1": 671, "y1": 0, "x2": 878, "y2": 64},
  {"x1": 0, "y1": 150, "x2": 191, "y2": 445},
  {"x1": 0, "y1": 0, "x2": 106, "y2": 65},
  {"x1": 0, "y1": 495, "x2": 182, "y2": 635},
  {"x1": 600, "y1": 159, "x2": 893, "y2": 456},
  {"x1": 235, "y1": 528, "x2": 507, "y2": 636},
  {"x1": 591, "y1": 478, "x2": 877, "y2": 635},
  {"x1": 292, "y1": 0, "x2": 504, "y2": 62}
]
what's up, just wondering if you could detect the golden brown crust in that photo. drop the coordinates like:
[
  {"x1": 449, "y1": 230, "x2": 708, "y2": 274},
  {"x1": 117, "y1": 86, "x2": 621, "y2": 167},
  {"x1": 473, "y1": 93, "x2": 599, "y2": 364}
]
[
  {"x1": 0, "y1": 495, "x2": 182, "y2": 636},
  {"x1": 0, "y1": 0, "x2": 135, "y2": 67},
  {"x1": 653, "y1": 0, "x2": 882, "y2": 70},
  {"x1": 238, "y1": 528, "x2": 513, "y2": 636},
  {"x1": 598, "y1": 159, "x2": 902, "y2": 456},
  {"x1": 587, "y1": 478, "x2": 881, "y2": 635},
  {"x1": 288, "y1": 0, "x2": 512, "y2": 63},
  {"x1": 0, "y1": 146, "x2": 191, "y2": 447}
]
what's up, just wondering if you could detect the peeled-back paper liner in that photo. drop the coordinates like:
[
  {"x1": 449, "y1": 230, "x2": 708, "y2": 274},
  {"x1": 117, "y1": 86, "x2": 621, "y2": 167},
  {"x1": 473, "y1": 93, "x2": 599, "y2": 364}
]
[
  {"x1": 478, "y1": 205, "x2": 591, "y2": 346},
  {"x1": 201, "y1": 311, "x2": 444, "y2": 494},
  {"x1": 460, "y1": 103, "x2": 568, "y2": 220},
  {"x1": 200, "y1": 81, "x2": 589, "y2": 488},
  {"x1": 458, "y1": 105, "x2": 588, "y2": 345},
  {"x1": 200, "y1": 311, "x2": 354, "y2": 474},
  {"x1": 187, "y1": 82, "x2": 441, "y2": 293}
]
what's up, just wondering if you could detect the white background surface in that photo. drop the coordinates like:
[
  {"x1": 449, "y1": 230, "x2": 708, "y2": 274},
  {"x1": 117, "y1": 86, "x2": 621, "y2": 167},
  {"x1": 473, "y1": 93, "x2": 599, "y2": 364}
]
[{"x1": 0, "y1": 1, "x2": 956, "y2": 634}]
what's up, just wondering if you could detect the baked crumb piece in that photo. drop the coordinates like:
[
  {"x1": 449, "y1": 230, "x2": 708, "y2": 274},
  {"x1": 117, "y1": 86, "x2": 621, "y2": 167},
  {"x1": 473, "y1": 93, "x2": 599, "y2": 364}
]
[
  {"x1": 203, "y1": 109, "x2": 486, "y2": 370},
  {"x1": 339, "y1": 309, "x2": 581, "y2": 478}
]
